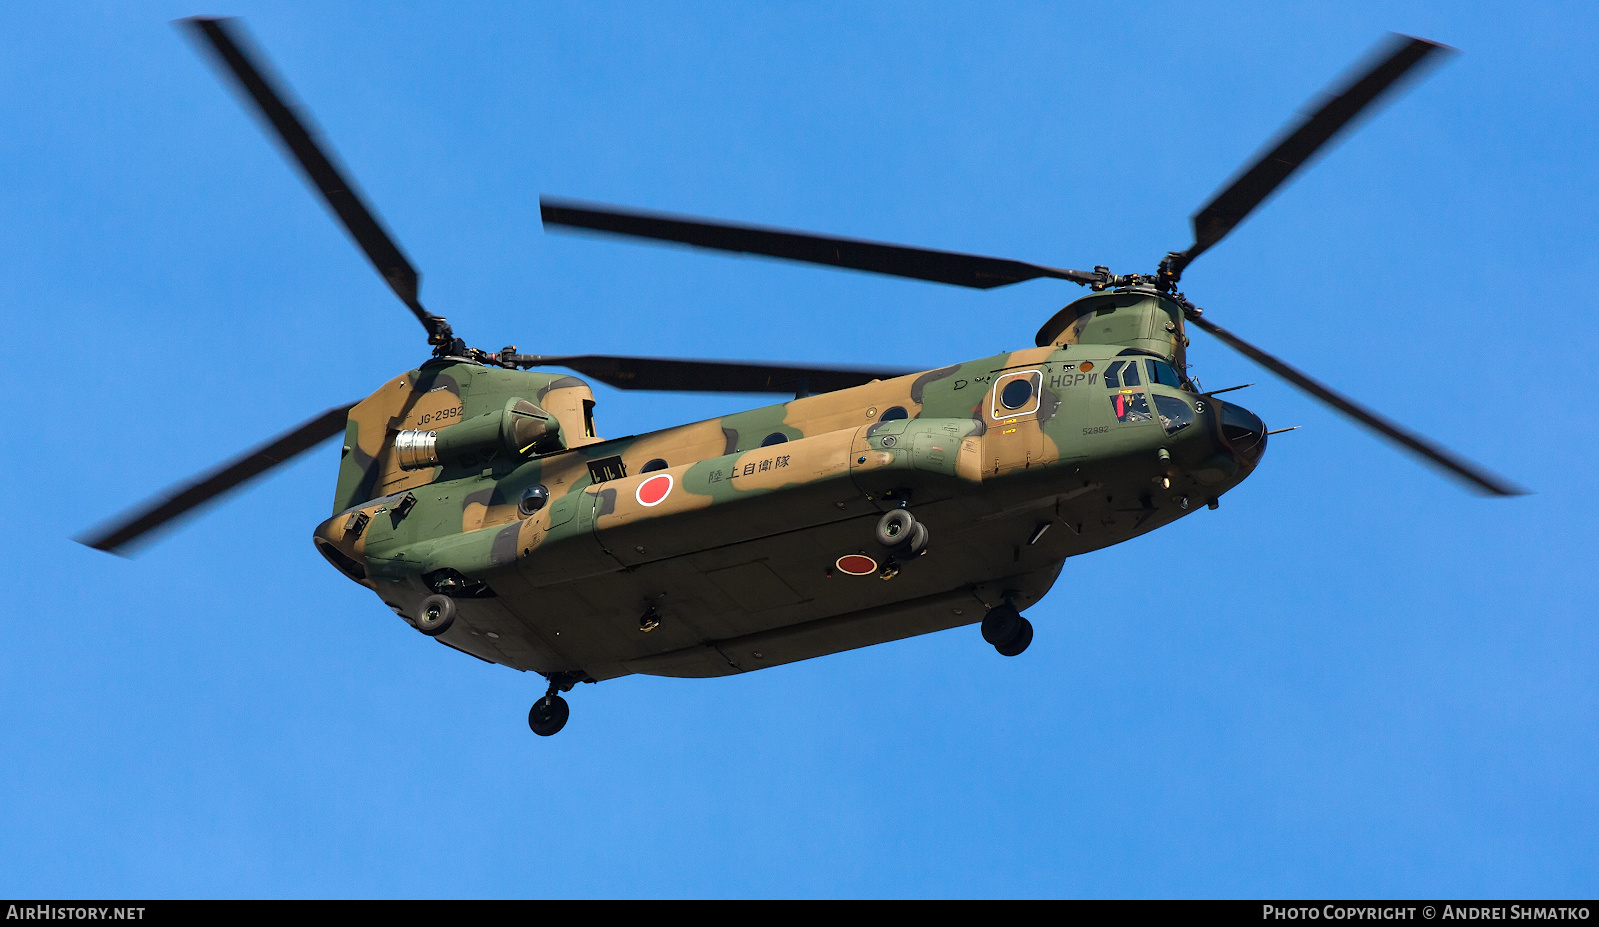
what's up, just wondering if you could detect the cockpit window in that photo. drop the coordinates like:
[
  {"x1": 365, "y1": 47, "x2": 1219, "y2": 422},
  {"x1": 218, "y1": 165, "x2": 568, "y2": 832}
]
[
  {"x1": 1147, "y1": 359, "x2": 1182, "y2": 388},
  {"x1": 1103, "y1": 360, "x2": 1143, "y2": 389},
  {"x1": 1112, "y1": 390, "x2": 1153, "y2": 423},
  {"x1": 1154, "y1": 394, "x2": 1194, "y2": 434}
]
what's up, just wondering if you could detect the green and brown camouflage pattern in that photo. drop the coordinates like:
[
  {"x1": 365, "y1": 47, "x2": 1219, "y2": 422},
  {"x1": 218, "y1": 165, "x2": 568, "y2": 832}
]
[
  {"x1": 312, "y1": 294, "x2": 1263, "y2": 680},
  {"x1": 1034, "y1": 291, "x2": 1187, "y2": 362}
]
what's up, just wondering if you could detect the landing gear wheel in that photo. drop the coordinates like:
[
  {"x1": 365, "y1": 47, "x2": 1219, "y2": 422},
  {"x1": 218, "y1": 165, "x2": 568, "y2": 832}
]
[
  {"x1": 905, "y1": 521, "x2": 929, "y2": 557},
  {"x1": 875, "y1": 509, "x2": 916, "y2": 548},
  {"x1": 528, "y1": 694, "x2": 570, "y2": 736},
  {"x1": 415, "y1": 594, "x2": 456, "y2": 637},
  {"x1": 994, "y1": 617, "x2": 1033, "y2": 657},
  {"x1": 981, "y1": 604, "x2": 1033, "y2": 656},
  {"x1": 981, "y1": 603, "x2": 1022, "y2": 645}
]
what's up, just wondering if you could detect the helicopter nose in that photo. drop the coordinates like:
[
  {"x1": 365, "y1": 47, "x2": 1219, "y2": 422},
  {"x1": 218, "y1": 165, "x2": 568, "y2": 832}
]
[{"x1": 1218, "y1": 400, "x2": 1268, "y2": 463}]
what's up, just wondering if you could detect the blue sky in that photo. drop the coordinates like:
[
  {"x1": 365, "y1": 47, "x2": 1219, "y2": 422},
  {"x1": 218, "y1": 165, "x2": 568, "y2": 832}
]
[{"x1": 1, "y1": 1, "x2": 1594, "y2": 898}]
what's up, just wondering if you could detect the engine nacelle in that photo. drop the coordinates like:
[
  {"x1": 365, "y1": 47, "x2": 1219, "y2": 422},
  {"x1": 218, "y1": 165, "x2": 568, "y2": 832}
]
[{"x1": 394, "y1": 397, "x2": 562, "y2": 470}]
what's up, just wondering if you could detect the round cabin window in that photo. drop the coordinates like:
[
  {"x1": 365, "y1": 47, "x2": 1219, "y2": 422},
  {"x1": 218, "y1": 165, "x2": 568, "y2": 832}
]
[
  {"x1": 1000, "y1": 378, "x2": 1033, "y2": 410},
  {"x1": 640, "y1": 458, "x2": 669, "y2": 473},
  {"x1": 880, "y1": 406, "x2": 908, "y2": 421},
  {"x1": 761, "y1": 432, "x2": 789, "y2": 447},
  {"x1": 518, "y1": 484, "x2": 550, "y2": 515}
]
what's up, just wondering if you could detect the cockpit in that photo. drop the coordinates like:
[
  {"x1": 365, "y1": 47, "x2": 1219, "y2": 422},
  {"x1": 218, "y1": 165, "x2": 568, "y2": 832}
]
[{"x1": 1103, "y1": 354, "x2": 1197, "y2": 435}]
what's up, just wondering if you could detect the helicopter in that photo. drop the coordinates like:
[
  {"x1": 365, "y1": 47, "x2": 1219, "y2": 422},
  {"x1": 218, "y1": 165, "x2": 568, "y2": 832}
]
[{"x1": 80, "y1": 19, "x2": 1522, "y2": 737}]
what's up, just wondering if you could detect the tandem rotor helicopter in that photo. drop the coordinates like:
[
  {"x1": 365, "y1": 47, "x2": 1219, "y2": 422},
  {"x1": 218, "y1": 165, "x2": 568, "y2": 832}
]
[{"x1": 81, "y1": 19, "x2": 1522, "y2": 736}]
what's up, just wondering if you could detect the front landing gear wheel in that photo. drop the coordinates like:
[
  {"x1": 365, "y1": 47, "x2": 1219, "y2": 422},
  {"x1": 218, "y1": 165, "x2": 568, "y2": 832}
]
[
  {"x1": 415, "y1": 594, "x2": 456, "y2": 637},
  {"x1": 981, "y1": 604, "x2": 1022, "y2": 645},
  {"x1": 528, "y1": 694, "x2": 569, "y2": 736},
  {"x1": 994, "y1": 617, "x2": 1033, "y2": 657}
]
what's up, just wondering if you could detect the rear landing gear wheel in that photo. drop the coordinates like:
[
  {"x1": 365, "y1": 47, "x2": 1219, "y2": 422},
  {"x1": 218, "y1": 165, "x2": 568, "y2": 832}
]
[
  {"x1": 415, "y1": 594, "x2": 456, "y2": 637},
  {"x1": 875, "y1": 509, "x2": 930, "y2": 560},
  {"x1": 981, "y1": 603, "x2": 1033, "y2": 656},
  {"x1": 528, "y1": 694, "x2": 569, "y2": 736}
]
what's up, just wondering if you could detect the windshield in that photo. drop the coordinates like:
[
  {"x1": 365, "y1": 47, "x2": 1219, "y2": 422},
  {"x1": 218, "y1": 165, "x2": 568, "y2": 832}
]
[
  {"x1": 1147, "y1": 359, "x2": 1182, "y2": 388},
  {"x1": 1105, "y1": 357, "x2": 1185, "y2": 390}
]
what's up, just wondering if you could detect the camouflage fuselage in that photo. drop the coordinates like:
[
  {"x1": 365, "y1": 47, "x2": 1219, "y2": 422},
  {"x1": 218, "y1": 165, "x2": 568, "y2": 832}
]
[{"x1": 313, "y1": 292, "x2": 1265, "y2": 680}]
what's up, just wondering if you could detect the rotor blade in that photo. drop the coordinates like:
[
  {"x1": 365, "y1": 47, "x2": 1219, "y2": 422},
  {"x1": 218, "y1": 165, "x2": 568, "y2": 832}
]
[
  {"x1": 541, "y1": 198, "x2": 1100, "y2": 289},
  {"x1": 515, "y1": 354, "x2": 917, "y2": 394},
  {"x1": 180, "y1": 17, "x2": 443, "y2": 336},
  {"x1": 79, "y1": 404, "x2": 356, "y2": 556},
  {"x1": 1171, "y1": 34, "x2": 1453, "y2": 276},
  {"x1": 1187, "y1": 315, "x2": 1524, "y2": 496}
]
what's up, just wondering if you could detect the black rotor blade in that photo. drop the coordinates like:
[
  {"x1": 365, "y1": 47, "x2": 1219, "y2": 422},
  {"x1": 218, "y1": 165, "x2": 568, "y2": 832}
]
[
  {"x1": 515, "y1": 354, "x2": 917, "y2": 394},
  {"x1": 1187, "y1": 315, "x2": 1523, "y2": 496},
  {"x1": 1170, "y1": 34, "x2": 1453, "y2": 277},
  {"x1": 79, "y1": 404, "x2": 356, "y2": 556},
  {"x1": 541, "y1": 198, "x2": 1100, "y2": 289},
  {"x1": 180, "y1": 17, "x2": 443, "y2": 336}
]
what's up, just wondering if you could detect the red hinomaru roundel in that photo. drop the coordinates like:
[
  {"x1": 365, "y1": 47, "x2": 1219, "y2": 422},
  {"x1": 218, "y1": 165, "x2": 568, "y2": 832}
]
[
  {"x1": 636, "y1": 473, "x2": 673, "y2": 507},
  {"x1": 835, "y1": 554, "x2": 878, "y2": 576}
]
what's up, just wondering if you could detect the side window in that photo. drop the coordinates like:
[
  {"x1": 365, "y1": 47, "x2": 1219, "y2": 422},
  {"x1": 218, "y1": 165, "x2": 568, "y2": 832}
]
[
  {"x1": 1111, "y1": 390, "x2": 1153, "y2": 423},
  {"x1": 990, "y1": 370, "x2": 1043, "y2": 418},
  {"x1": 1154, "y1": 395, "x2": 1194, "y2": 434},
  {"x1": 1000, "y1": 379, "x2": 1032, "y2": 410}
]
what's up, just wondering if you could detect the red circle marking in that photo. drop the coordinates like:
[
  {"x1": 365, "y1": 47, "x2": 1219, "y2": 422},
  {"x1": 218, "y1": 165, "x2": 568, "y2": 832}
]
[
  {"x1": 636, "y1": 473, "x2": 673, "y2": 507},
  {"x1": 835, "y1": 554, "x2": 878, "y2": 576}
]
